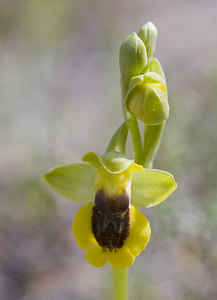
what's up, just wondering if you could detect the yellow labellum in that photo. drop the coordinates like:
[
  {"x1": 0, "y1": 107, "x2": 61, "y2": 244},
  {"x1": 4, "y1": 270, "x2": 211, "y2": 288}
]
[{"x1": 72, "y1": 202, "x2": 151, "y2": 269}]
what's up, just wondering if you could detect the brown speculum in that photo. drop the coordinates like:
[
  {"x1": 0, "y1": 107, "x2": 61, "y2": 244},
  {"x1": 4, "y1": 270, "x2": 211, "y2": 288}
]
[{"x1": 92, "y1": 189, "x2": 130, "y2": 252}]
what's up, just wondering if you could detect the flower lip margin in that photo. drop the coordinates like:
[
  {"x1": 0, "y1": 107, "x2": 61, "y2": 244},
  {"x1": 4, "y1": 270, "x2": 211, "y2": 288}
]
[{"x1": 72, "y1": 201, "x2": 151, "y2": 268}]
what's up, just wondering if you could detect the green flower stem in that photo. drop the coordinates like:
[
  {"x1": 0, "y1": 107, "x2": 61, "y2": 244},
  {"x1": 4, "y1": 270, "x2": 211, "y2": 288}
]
[
  {"x1": 128, "y1": 114, "x2": 143, "y2": 164},
  {"x1": 121, "y1": 95, "x2": 129, "y2": 123},
  {"x1": 143, "y1": 122, "x2": 165, "y2": 168},
  {"x1": 112, "y1": 267, "x2": 128, "y2": 300},
  {"x1": 121, "y1": 87, "x2": 143, "y2": 164}
]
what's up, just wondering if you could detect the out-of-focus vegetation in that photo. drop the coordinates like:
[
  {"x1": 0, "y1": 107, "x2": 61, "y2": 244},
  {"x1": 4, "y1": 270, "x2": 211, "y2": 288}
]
[{"x1": 1, "y1": 1, "x2": 217, "y2": 299}]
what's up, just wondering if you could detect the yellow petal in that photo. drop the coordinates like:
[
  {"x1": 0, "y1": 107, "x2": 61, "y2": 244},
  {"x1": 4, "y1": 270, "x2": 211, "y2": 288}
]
[
  {"x1": 86, "y1": 244, "x2": 108, "y2": 268},
  {"x1": 82, "y1": 151, "x2": 101, "y2": 168},
  {"x1": 128, "y1": 162, "x2": 144, "y2": 173},
  {"x1": 72, "y1": 202, "x2": 95, "y2": 251},
  {"x1": 125, "y1": 205, "x2": 151, "y2": 256},
  {"x1": 107, "y1": 246, "x2": 135, "y2": 268}
]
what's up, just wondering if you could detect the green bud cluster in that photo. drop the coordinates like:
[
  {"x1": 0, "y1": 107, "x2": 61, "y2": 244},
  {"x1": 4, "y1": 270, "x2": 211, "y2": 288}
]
[{"x1": 119, "y1": 22, "x2": 169, "y2": 125}]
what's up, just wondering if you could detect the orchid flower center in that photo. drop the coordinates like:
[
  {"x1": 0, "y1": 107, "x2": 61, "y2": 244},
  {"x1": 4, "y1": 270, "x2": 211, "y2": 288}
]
[{"x1": 92, "y1": 189, "x2": 130, "y2": 251}]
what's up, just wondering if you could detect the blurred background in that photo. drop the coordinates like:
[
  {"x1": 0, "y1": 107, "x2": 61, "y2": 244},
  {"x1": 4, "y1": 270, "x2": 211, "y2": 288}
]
[{"x1": 1, "y1": 0, "x2": 217, "y2": 299}]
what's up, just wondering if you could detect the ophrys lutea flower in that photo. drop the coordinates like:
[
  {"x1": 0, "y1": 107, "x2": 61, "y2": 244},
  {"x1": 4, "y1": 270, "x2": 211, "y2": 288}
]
[{"x1": 43, "y1": 151, "x2": 177, "y2": 268}]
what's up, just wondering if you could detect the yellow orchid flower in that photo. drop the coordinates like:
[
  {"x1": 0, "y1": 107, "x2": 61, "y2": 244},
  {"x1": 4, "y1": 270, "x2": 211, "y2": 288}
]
[{"x1": 43, "y1": 151, "x2": 177, "y2": 269}]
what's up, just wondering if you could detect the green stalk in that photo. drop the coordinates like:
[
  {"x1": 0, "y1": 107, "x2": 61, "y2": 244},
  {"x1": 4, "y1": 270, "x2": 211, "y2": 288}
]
[
  {"x1": 112, "y1": 267, "x2": 128, "y2": 300},
  {"x1": 121, "y1": 84, "x2": 129, "y2": 123},
  {"x1": 143, "y1": 122, "x2": 165, "y2": 168},
  {"x1": 121, "y1": 86, "x2": 143, "y2": 165},
  {"x1": 128, "y1": 114, "x2": 143, "y2": 164}
]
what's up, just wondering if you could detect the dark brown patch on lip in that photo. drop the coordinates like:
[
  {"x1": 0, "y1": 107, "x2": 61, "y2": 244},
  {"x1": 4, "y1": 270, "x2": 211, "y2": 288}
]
[{"x1": 92, "y1": 190, "x2": 130, "y2": 251}]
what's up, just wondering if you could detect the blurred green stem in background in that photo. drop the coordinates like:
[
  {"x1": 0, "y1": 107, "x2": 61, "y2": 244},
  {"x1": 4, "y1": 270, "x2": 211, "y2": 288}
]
[
  {"x1": 128, "y1": 114, "x2": 143, "y2": 165},
  {"x1": 143, "y1": 122, "x2": 165, "y2": 168}
]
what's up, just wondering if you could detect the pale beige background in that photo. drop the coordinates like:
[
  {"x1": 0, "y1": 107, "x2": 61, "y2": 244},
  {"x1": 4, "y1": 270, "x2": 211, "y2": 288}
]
[{"x1": 0, "y1": 1, "x2": 217, "y2": 299}]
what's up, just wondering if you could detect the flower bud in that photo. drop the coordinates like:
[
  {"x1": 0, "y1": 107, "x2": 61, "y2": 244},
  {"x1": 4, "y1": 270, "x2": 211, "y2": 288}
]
[
  {"x1": 149, "y1": 57, "x2": 166, "y2": 82},
  {"x1": 138, "y1": 22, "x2": 158, "y2": 59},
  {"x1": 120, "y1": 32, "x2": 148, "y2": 93},
  {"x1": 125, "y1": 73, "x2": 169, "y2": 125}
]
